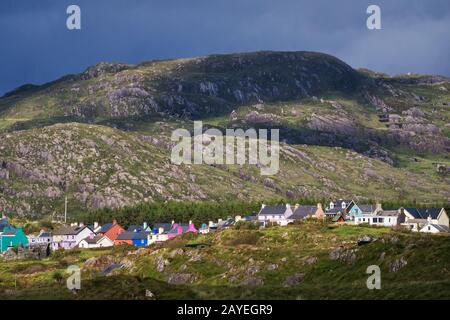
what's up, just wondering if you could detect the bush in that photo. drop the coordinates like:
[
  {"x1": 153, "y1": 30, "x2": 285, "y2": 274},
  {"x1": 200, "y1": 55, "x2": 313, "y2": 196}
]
[
  {"x1": 222, "y1": 230, "x2": 262, "y2": 246},
  {"x1": 52, "y1": 271, "x2": 64, "y2": 283},
  {"x1": 234, "y1": 221, "x2": 259, "y2": 230}
]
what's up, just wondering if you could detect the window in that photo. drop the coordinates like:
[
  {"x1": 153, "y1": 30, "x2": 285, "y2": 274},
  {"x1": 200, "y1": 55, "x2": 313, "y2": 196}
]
[
  {"x1": 379, "y1": 218, "x2": 384, "y2": 223},
  {"x1": 428, "y1": 226, "x2": 431, "y2": 231}
]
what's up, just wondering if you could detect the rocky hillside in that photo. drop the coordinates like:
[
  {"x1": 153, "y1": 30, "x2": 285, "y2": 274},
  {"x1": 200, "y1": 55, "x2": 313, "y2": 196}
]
[{"x1": 0, "y1": 51, "x2": 449, "y2": 216}]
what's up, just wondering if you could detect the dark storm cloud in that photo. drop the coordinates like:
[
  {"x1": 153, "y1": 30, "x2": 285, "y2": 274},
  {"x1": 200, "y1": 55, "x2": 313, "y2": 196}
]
[{"x1": 0, "y1": 0, "x2": 449, "y2": 95}]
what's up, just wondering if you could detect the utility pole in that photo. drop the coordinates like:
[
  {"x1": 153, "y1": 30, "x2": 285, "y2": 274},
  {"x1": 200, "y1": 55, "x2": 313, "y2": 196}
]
[{"x1": 64, "y1": 195, "x2": 68, "y2": 225}]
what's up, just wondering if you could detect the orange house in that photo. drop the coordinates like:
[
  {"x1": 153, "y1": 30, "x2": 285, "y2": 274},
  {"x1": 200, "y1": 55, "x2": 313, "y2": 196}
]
[{"x1": 98, "y1": 220, "x2": 125, "y2": 242}]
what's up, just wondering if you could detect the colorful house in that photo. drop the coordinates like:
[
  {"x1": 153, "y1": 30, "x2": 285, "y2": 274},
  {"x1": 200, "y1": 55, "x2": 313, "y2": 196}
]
[
  {"x1": 167, "y1": 222, "x2": 198, "y2": 240},
  {"x1": 97, "y1": 220, "x2": 125, "y2": 242},
  {"x1": 114, "y1": 231, "x2": 149, "y2": 246},
  {"x1": 347, "y1": 203, "x2": 378, "y2": 220},
  {"x1": 0, "y1": 227, "x2": 28, "y2": 252}
]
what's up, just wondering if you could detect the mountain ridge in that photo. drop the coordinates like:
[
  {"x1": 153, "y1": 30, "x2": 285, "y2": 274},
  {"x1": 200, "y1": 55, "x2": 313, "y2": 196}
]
[{"x1": 0, "y1": 50, "x2": 449, "y2": 217}]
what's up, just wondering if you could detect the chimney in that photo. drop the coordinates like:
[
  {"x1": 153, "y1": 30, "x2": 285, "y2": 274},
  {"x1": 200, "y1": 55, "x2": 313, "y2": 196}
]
[
  {"x1": 261, "y1": 204, "x2": 266, "y2": 209},
  {"x1": 294, "y1": 203, "x2": 300, "y2": 210},
  {"x1": 189, "y1": 220, "x2": 193, "y2": 225},
  {"x1": 375, "y1": 203, "x2": 382, "y2": 213},
  {"x1": 235, "y1": 215, "x2": 242, "y2": 222},
  {"x1": 143, "y1": 222, "x2": 148, "y2": 229},
  {"x1": 209, "y1": 220, "x2": 214, "y2": 227},
  {"x1": 317, "y1": 203, "x2": 322, "y2": 209},
  {"x1": 427, "y1": 215, "x2": 432, "y2": 224},
  {"x1": 112, "y1": 219, "x2": 117, "y2": 225},
  {"x1": 79, "y1": 222, "x2": 84, "y2": 227},
  {"x1": 94, "y1": 222, "x2": 99, "y2": 229},
  {"x1": 218, "y1": 218, "x2": 223, "y2": 223},
  {"x1": 171, "y1": 220, "x2": 175, "y2": 225},
  {"x1": 286, "y1": 204, "x2": 291, "y2": 209},
  {"x1": 158, "y1": 227, "x2": 164, "y2": 234}
]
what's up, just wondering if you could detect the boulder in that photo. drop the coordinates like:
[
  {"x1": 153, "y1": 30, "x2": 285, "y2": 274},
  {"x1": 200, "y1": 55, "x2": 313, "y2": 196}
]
[{"x1": 283, "y1": 273, "x2": 305, "y2": 287}]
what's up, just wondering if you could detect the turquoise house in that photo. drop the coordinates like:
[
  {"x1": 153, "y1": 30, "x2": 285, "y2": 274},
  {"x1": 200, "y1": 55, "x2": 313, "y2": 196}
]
[
  {"x1": 347, "y1": 204, "x2": 377, "y2": 221},
  {"x1": 0, "y1": 227, "x2": 28, "y2": 252},
  {"x1": 347, "y1": 204, "x2": 364, "y2": 220}
]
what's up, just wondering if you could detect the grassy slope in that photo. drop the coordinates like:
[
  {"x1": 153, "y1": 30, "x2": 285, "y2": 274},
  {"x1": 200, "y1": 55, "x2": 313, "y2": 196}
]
[{"x1": 1, "y1": 222, "x2": 449, "y2": 300}]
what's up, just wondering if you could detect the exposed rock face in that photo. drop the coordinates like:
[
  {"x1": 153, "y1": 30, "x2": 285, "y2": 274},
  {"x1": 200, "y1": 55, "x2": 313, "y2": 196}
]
[
  {"x1": 283, "y1": 273, "x2": 305, "y2": 287},
  {"x1": 240, "y1": 277, "x2": 264, "y2": 287},
  {"x1": 389, "y1": 257, "x2": 408, "y2": 273},
  {"x1": 357, "y1": 235, "x2": 376, "y2": 246},
  {"x1": 167, "y1": 273, "x2": 195, "y2": 285},
  {"x1": 329, "y1": 247, "x2": 358, "y2": 264}
]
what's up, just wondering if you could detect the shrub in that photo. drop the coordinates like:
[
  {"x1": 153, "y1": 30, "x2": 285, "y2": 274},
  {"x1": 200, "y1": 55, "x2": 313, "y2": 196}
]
[{"x1": 234, "y1": 220, "x2": 259, "y2": 230}]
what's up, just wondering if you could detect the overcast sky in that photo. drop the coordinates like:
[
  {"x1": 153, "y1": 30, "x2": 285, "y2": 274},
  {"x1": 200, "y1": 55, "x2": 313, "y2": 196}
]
[{"x1": 1, "y1": 0, "x2": 449, "y2": 95}]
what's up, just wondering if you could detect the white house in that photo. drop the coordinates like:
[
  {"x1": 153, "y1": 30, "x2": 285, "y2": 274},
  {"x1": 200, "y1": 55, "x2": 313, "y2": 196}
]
[
  {"x1": 257, "y1": 204, "x2": 293, "y2": 225},
  {"x1": 419, "y1": 216, "x2": 450, "y2": 234},
  {"x1": 27, "y1": 230, "x2": 52, "y2": 246},
  {"x1": 78, "y1": 234, "x2": 114, "y2": 248},
  {"x1": 354, "y1": 209, "x2": 405, "y2": 227},
  {"x1": 403, "y1": 208, "x2": 449, "y2": 228},
  {"x1": 52, "y1": 224, "x2": 93, "y2": 250}
]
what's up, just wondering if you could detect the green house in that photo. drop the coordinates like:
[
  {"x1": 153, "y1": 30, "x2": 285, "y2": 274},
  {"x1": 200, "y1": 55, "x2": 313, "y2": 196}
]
[{"x1": 0, "y1": 227, "x2": 28, "y2": 252}]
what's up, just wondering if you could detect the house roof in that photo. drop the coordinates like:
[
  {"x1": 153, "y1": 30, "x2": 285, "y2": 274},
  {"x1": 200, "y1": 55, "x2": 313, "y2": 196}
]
[
  {"x1": 428, "y1": 224, "x2": 450, "y2": 233},
  {"x1": 116, "y1": 231, "x2": 148, "y2": 241},
  {"x1": 53, "y1": 225, "x2": 91, "y2": 236},
  {"x1": 98, "y1": 223, "x2": 113, "y2": 233},
  {"x1": 326, "y1": 200, "x2": 353, "y2": 214},
  {"x1": 358, "y1": 204, "x2": 376, "y2": 213},
  {"x1": 81, "y1": 235, "x2": 106, "y2": 244},
  {"x1": 404, "y1": 208, "x2": 442, "y2": 220},
  {"x1": 376, "y1": 210, "x2": 400, "y2": 217},
  {"x1": 290, "y1": 205, "x2": 316, "y2": 219},
  {"x1": 1, "y1": 229, "x2": 18, "y2": 236},
  {"x1": 258, "y1": 205, "x2": 289, "y2": 216},
  {"x1": 39, "y1": 232, "x2": 52, "y2": 238}
]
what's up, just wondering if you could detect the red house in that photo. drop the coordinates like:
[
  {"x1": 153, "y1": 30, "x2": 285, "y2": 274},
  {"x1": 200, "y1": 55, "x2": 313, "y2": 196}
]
[{"x1": 98, "y1": 220, "x2": 125, "y2": 242}]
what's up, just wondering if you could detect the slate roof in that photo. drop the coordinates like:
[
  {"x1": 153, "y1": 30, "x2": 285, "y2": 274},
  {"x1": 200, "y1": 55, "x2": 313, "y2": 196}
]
[
  {"x1": 1, "y1": 229, "x2": 17, "y2": 236},
  {"x1": 116, "y1": 231, "x2": 148, "y2": 241},
  {"x1": 376, "y1": 210, "x2": 400, "y2": 217},
  {"x1": 326, "y1": 200, "x2": 353, "y2": 214},
  {"x1": 258, "y1": 205, "x2": 289, "y2": 216},
  {"x1": 290, "y1": 206, "x2": 317, "y2": 220},
  {"x1": 53, "y1": 225, "x2": 91, "y2": 236},
  {"x1": 358, "y1": 204, "x2": 376, "y2": 213},
  {"x1": 429, "y1": 224, "x2": 450, "y2": 232},
  {"x1": 82, "y1": 235, "x2": 106, "y2": 244},
  {"x1": 404, "y1": 208, "x2": 443, "y2": 219},
  {"x1": 98, "y1": 223, "x2": 113, "y2": 233},
  {"x1": 127, "y1": 225, "x2": 144, "y2": 232},
  {"x1": 38, "y1": 232, "x2": 52, "y2": 238}
]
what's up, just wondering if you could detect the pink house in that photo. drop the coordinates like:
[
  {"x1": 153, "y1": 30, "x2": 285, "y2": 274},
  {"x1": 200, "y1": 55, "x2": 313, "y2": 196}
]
[{"x1": 167, "y1": 221, "x2": 197, "y2": 239}]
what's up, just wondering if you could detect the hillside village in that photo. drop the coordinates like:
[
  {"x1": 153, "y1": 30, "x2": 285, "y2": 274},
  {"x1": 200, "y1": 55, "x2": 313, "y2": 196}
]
[{"x1": 1, "y1": 199, "x2": 448, "y2": 260}]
